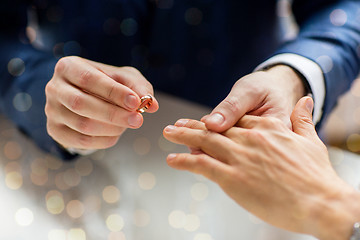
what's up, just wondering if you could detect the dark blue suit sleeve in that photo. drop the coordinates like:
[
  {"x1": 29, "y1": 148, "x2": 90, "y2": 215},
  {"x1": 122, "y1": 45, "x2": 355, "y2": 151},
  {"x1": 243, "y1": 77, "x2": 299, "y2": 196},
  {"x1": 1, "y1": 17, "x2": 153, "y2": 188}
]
[
  {"x1": 276, "y1": 0, "x2": 360, "y2": 128},
  {"x1": 0, "y1": 1, "x2": 77, "y2": 160}
]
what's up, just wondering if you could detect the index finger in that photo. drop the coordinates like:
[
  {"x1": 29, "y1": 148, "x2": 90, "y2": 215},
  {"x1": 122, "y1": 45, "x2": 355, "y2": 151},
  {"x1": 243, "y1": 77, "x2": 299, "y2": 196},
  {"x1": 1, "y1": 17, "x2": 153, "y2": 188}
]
[
  {"x1": 55, "y1": 57, "x2": 141, "y2": 111},
  {"x1": 84, "y1": 60, "x2": 159, "y2": 113}
]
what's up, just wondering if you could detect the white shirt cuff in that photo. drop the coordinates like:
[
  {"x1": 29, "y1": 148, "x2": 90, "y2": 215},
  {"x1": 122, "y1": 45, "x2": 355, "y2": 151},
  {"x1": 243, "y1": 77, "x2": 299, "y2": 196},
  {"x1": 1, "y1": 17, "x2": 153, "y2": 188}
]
[
  {"x1": 66, "y1": 147, "x2": 98, "y2": 156},
  {"x1": 255, "y1": 53, "x2": 325, "y2": 125}
]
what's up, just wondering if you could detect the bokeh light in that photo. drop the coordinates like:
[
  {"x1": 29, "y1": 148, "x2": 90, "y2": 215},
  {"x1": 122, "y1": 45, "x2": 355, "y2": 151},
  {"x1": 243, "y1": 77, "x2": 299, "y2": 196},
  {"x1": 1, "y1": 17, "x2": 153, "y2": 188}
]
[
  {"x1": 4, "y1": 141, "x2": 22, "y2": 160},
  {"x1": 183, "y1": 214, "x2": 200, "y2": 232},
  {"x1": 7, "y1": 58, "x2": 25, "y2": 77},
  {"x1": 106, "y1": 214, "x2": 125, "y2": 232},
  {"x1": 121, "y1": 18, "x2": 138, "y2": 36},
  {"x1": 185, "y1": 8, "x2": 203, "y2": 25},
  {"x1": 48, "y1": 229, "x2": 67, "y2": 240},
  {"x1": 46, "y1": 190, "x2": 65, "y2": 214},
  {"x1": 194, "y1": 233, "x2": 213, "y2": 240},
  {"x1": 102, "y1": 185, "x2": 121, "y2": 204},
  {"x1": 330, "y1": 9, "x2": 347, "y2": 26},
  {"x1": 66, "y1": 200, "x2": 85, "y2": 219},
  {"x1": 13, "y1": 92, "x2": 32, "y2": 112},
  {"x1": 5, "y1": 171, "x2": 23, "y2": 190},
  {"x1": 168, "y1": 210, "x2": 186, "y2": 229},
  {"x1": 138, "y1": 172, "x2": 156, "y2": 190},
  {"x1": 75, "y1": 158, "x2": 93, "y2": 176},
  {"x1": 68, "y1": 228, "x2": 86, "y2": 240},
  {"x1": 15, "y1": 208, "x2": 34, "y2": 226}
]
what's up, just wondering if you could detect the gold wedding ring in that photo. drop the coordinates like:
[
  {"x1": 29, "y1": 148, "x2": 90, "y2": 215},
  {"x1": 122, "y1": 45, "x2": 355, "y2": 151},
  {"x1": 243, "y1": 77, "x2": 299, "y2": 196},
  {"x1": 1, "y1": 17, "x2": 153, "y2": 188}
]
[{"x1": 136, "y1": 95, "x2": 153, "y2": 113}]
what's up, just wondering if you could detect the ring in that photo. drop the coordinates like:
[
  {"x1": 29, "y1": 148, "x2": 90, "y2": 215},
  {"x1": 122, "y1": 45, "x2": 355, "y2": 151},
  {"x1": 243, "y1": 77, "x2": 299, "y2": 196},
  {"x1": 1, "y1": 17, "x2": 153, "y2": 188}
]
[{"x1": 136, "y1": 95, "x2": 153, "y2": 113}]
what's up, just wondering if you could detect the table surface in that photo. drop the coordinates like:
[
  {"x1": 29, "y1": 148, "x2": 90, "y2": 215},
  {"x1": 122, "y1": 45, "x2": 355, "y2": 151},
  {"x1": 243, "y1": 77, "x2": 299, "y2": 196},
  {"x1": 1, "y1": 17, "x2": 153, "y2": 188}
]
[{"x1": 0, "y1": 92, "x2": 359, "y2": 240}]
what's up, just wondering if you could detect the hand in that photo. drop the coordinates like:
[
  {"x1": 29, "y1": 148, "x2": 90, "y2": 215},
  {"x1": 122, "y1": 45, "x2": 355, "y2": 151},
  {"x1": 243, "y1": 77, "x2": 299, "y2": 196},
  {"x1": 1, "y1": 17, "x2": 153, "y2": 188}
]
[
  {"x1": 45, "y1": 56, "x2": 159, "y2": 150},
  {"x1": 202, "y1": 65, "x2": 306, "y2": 131},
  {"x1": 163, "y1": 97, "x2": 360, "y2": 240}
]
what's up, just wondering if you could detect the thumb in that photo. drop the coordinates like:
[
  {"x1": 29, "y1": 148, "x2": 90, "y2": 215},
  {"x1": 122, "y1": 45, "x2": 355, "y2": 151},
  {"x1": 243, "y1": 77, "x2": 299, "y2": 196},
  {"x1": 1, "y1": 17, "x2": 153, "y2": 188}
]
[
  {"x1": 203, "y1": 87, "x2": 258, "y2": 132},
  {"x1": 290, "y1": 96, "x2": 317, "y2": 139}
]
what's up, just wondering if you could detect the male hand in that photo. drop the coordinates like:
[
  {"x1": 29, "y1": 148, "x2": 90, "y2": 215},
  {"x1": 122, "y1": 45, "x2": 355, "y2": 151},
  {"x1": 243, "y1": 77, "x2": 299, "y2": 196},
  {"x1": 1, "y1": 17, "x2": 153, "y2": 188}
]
[
  {"x1": 45, "y1": 56, "x2": 159, "y2": 150},
  {"x1": 163, "y1": 97, "x2": 360, "y2": 240},
  {"x1": 202, "y1": 65, "x2": 306, "y2": 131}
]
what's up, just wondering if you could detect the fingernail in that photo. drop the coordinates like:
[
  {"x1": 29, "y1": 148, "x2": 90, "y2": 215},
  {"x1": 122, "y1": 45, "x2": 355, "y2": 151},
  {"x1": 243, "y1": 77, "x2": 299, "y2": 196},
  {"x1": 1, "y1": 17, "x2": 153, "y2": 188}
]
[
  {"x1": 125, "y1": 94, "x2": 138, "y2": 110},
  {"x1": 207, "y1": 113, "x2": 224, "y2": 125},
  {"x1": 167, "y1": 153, "x2": 177, "y2": 160},
  {"x1": 128, "y1": 113, "x2": 142, "y2": 127},
  {"x1": 305, "y1": 98, "x2": 313, "y2": 113},
  {"x1": 164, "y1": 125, "x2": 177, "y2": 132},
  {"x1": 175, "y1": 119, "x2": 188, "y2": 127}
]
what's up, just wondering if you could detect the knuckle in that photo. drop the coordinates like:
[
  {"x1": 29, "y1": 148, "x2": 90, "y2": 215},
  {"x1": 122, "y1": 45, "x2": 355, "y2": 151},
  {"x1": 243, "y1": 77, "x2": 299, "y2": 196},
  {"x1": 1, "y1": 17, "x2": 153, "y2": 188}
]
[
  {"x1": 196, "y1": 155, "x2": 208, "y2": 166},
  {"x1": 261, "y1": 117, "x2": 282, "y2": 128},
  {"x1": 77, "y1": 134, "x2": 93, "y2": 149},
  {"x1": 222, "y1": 96, "x2": 240, "y2": 114},
  {"x1": 46, "y1": 121, "x2": 55, "y2": 137},
  {"x1": 45, "y1": 81, "x2": 55, "y2": 96},
  {"x1": 123, "y1": 66, "x2": 140, "y2": 74},
  {"x1": 69, "y1": 93, "x2": 84, "y2": 111},
  {"x1": 79, "y1": 70, "x2": 93, "y2": 86},
  {"x1": 293, "y1": 116, "x2": 313, "y2": 126},
  {"x1": 55, "y1": 57, "x2": 72, "y2": 74},
  {"x1": 44, "y1": 103, "x2": 52, "y2": 117},
  {"x1": 107, "y1": 83, "x2": 117, "y2": 100},
  {"x1": 247, "y1": 129, "x2": 266, "y2": 141},
  {"x1": 105, "y1": 136, "x2": 120, "y2": 148},
  {"x1": 107, "y1": 106, "x2": 118, "y2": 123},
  {"x1": 76, "y1": 117, "x2": 92, "y2": 134}
]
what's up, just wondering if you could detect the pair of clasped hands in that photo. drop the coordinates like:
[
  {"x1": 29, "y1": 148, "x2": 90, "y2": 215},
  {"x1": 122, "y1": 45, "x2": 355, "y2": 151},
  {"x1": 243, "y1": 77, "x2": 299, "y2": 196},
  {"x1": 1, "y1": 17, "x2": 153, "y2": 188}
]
[{"x1": 45, "y1": 57, "x2": 360, "y2": 240}]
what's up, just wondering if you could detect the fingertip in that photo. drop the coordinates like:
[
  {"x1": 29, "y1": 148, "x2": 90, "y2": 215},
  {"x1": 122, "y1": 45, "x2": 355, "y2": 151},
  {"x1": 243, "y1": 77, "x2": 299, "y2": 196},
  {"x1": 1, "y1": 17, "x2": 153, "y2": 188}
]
[
  {"x1": 142, "y1": 94, "x2": 159, "y2": 113},
  {"x1": 304, "y1": 96, "x2": 314, "y2": 114},
  {"x1": 200, "y1": 114, "x2": 210, "y2": 122},
  {"x1": 167, "y1": 153, "x2": 177, "y2": 161},
  {"x1": 128, "y1": 112, "x2": 143, "y2": 129},
  {"x1": 203, "y1": 113, "x2": 226, "y2": 131},
  {"x1": 175, "y1": 119, "x2": 189, "y2": 127},
  {"x1": 163, "y1": 125, "x2": 177, "y2": 138},
  {"x1": 166, "y1": 153, "x2": 181, "y2": 168}
]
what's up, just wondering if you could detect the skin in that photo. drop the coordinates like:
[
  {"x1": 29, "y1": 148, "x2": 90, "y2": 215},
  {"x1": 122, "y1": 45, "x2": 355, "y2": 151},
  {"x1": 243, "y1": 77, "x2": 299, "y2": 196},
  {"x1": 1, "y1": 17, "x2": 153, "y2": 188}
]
[
  {"x1": 45, "y1": 56, "x2": 159, "y2": 149},
  {"x1": 163, "y1": 97, "x2": 360, "y2": 240},
  {"x1": 45, "y1": 56, "x2": 305, "y2": 151},
  {"x1": 202, "y1": 64, "x2": 306, "y2": 131}
]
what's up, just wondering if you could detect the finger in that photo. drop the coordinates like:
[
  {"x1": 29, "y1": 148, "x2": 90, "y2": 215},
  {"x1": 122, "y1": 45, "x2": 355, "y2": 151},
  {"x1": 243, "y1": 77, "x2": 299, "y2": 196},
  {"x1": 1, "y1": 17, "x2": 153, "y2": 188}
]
[
  {"x1": 47, "y1": 122, "x2": 120, "y2": 150},
  {"x1": 221, "y1": 127, "x2": 250, "y2": 145},
  {"x1": 84, "y1": 59, "x2": 159, "y2": 113},
  {"x1": 174, "y1": 119, "x2": 207, "y2": 130},
  {"x1": 203, "y1": 80, "x2": 261, "y2": 132},
  {"x1": 235, "y1": 115, "x2": 262, "y2": 129},
  {"x1": 56, "y1": 82, "x2": 143, "y2": 128},
  {"x1": 290, "y1": 96, "x2": 318, "y2": 139},
  {"x1": 166, "y1": 153, "x2": 233, "y2": 183},
  {"x1": 55, "y1": 57, "x2": 141, "y2": 111},
  {"x1": 52, "y1": 104, "x2": 126, "y2": 136},
  {"x1": 163, "y1": 125, "x2": 237, "y2": 163}
]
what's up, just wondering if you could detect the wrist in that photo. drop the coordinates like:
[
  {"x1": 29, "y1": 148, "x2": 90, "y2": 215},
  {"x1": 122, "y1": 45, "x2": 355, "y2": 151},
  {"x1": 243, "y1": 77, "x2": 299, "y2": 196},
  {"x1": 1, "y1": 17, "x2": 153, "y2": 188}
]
[
  {"x1": 263, "y1": 64, "x2": 308, "y2": 106},
  {"x1": 311, "y1": 183, "x2": 360, "y2": 240}
]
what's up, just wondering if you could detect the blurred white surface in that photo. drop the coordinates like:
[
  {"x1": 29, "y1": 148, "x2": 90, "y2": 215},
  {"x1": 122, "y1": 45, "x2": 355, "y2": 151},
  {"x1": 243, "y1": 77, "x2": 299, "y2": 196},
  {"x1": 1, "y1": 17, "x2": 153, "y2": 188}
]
[{"x1": 0, "y1": 92, "x2": 357, "y2": 240}]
